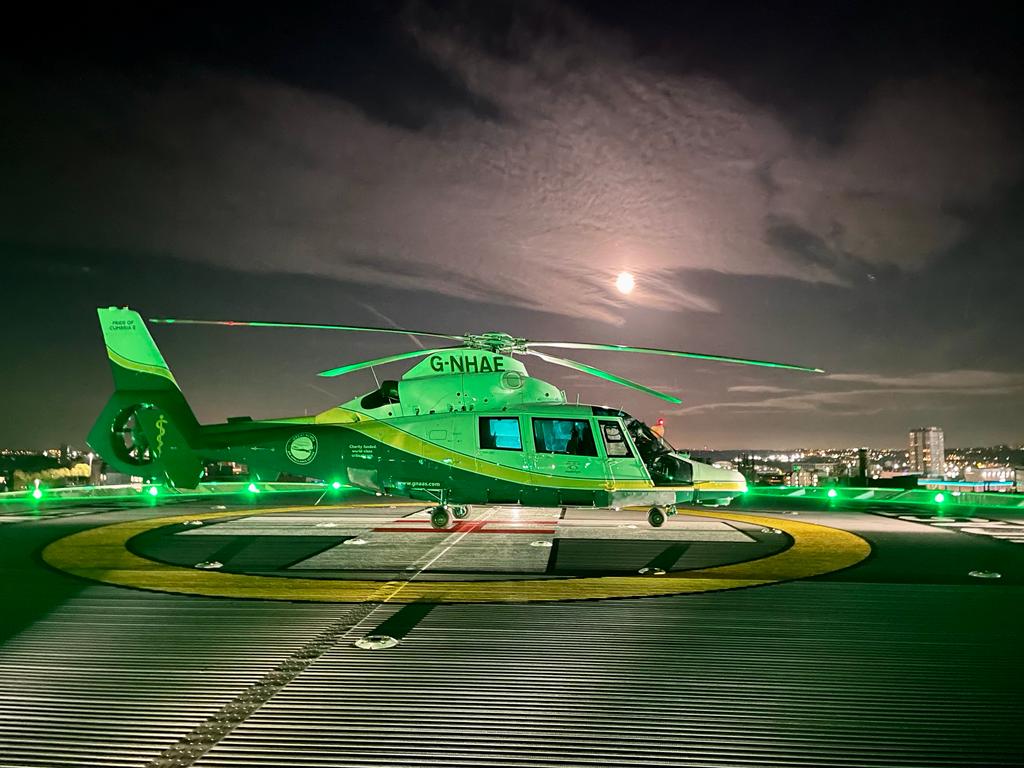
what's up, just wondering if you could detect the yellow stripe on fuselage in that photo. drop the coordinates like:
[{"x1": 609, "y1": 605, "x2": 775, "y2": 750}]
[
  {"x1": 271, "y1": 406, "x2": 655, "y2": 491},
  {"x1": 694, "y1": 481, "x2": 746, "y2": 492}
]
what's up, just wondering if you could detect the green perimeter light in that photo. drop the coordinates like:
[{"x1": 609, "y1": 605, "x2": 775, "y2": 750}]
[
  {"x1": 827, "y1": 488, "x2": 838, "y2": 498},
  {"x1": 247, "y1": 482, "x2": 260, "y2": 494}
]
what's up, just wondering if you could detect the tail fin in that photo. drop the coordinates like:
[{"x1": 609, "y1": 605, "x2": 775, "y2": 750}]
[
  {"x1": 99, "y1": 306, "x2": 182, "y2": 392},
  {"x1": 89, "y1": 307, "x2": 203, "y2": 488}
]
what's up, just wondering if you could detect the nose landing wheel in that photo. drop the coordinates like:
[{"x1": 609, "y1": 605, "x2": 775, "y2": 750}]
[
  {"x1": 430, "y1": 505, "x2": 469, "y2": 529},
  {"x1": 648, "y1": 507, "x2": 666, "y2": 528}
]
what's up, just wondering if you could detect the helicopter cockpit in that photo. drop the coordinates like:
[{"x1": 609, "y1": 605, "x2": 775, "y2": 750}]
[{"x1": 592, "y1": 406, "x2": 693, "y2": 486}]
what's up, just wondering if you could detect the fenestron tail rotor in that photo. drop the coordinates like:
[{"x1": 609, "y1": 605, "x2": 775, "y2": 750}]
[{"x1": 151, "y1": 315, "x2": 823, "y2": 402}]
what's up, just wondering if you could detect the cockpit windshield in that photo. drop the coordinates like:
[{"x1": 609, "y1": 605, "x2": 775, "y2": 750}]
[
  {"x1": 625, "y1": 415, "x2": 676, "y2": 456},
  {"x1": 591, "y1": 407, "x2": 676, "y2": 460},
  {"x1": 592, "y1": 406, "x2": 692, "y2": 486}
]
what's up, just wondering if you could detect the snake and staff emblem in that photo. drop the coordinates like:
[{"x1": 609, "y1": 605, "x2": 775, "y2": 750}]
[{"x1": 154, "y1": 414, "x2": 167, "y2": 457}]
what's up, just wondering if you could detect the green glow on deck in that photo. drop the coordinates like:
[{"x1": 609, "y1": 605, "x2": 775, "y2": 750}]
[
  {"x1": 1, "y1": 482, "x2": 1020, "y2": 513},
  {"x1": 744, "y1": 485, "x2": 1023, "y2": 511}
]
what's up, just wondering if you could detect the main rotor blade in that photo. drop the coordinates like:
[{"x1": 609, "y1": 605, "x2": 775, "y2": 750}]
[
  {"x1": 149, "y1": 317, "x2": 465, "y2": 343},
  {"x1": 318, "y1": 346, "x2": 464, "y2": 378},
  {"x1": 527, "y1": 341, "x2": 823, "y2": 373},
  {"x1": 524, "y1": 350, "x2": 682, "y2": 404}
]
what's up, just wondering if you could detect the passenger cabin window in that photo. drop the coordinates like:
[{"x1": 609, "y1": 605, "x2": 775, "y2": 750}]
[
  {"x1": 479, "y1": 417, "x2": 522, "y2": 451},
  {"x1": 532, "y1": 418, "x2": 598, "y2": 456},
  {"x1": 599, "y1": 420, "x2": 633, "y2": 457}
]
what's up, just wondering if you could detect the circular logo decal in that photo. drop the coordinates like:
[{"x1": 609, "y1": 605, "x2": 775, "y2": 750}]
[
  {"x1": 501, "y1": 371, "x2": 524, "y2": 390},
  {"x1": 285, "y1": 433, "x2": 318, "y2": 465}
]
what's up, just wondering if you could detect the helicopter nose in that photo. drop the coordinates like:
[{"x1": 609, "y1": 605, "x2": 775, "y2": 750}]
[{"x1": 730, "y1": 468, "x2": 748, "y2": 492}]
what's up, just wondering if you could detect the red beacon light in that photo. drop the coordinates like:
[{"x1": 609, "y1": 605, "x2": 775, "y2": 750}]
[{"x1": 651, "y1": 417, "x2": 666, "y2": 438}]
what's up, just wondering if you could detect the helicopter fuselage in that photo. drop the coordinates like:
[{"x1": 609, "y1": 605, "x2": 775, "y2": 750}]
[{"x1": 190, "y1": 402, "x2": 745, "y2": 509}]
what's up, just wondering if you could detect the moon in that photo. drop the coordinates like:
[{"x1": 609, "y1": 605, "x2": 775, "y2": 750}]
[{"x1": 615, "y1": 271, "x2": 635, "y2": 294}]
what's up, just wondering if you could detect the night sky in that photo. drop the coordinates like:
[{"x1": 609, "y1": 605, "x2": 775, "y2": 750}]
[{"x1": 3, "y1": 1, "x2": 1023, "y2": 450}]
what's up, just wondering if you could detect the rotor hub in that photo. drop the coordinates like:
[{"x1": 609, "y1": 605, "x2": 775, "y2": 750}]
[{"x1": 463, "y1": 332, "x2": 527, "y2": 353}]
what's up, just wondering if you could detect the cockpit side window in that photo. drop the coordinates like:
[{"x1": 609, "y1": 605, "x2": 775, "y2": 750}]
[{"x1": 599, "y1": 420, "x2": 634, "y2": 457}]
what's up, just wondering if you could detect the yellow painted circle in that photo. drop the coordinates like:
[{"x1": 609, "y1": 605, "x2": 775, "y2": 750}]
[{"x1": 42, "y1": 504, "x2": 870, "y2": 603}]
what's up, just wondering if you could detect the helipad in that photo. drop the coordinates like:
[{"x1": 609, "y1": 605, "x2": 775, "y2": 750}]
[
  {"x1": 41, "y1": 503, "x2": 868, "y2": 603},
  {"x1": 1, "y1": 489, "x2": 1021, "y2": 767}
]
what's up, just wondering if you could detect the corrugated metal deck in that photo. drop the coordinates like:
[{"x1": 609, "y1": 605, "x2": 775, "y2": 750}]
[{"x1": 0, "y1": 501, "x2": 1021, "y2": 768}]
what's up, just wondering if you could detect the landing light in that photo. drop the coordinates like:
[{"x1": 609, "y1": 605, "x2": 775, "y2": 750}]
[
  {"x1": 31, "y1": 488, "x2": 42, "y2": 500},
  {"x1": 148, "y1": 486, "x2": 159, "y2": 497},
  {"x1": 247, "y1": 482, "x2": 260, "y2": 494},
  {"x1": 827, "y1": 488, "x2": 838, "y2": 498},
  {"x1": 934, "y1": 493, "x2": 945, "y2": 503},
  {"x1": 331, "y1": 481, "x2": 342, "y2": 490}
]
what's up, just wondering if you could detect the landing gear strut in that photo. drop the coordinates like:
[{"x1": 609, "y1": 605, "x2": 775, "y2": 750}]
[
  {"x1": 648, "y1": 506, "x2": 666, "y2": 528},
  {"x1": 452, "y1": 506, "x2": 469, "y2": 519}
]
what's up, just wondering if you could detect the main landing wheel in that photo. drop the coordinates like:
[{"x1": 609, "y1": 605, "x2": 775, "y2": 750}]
[
  {"x1": 452, "y1": 506, "x2": 469, "y2": 520},
  {"x1": 430, "y1": 507, "x2": 452, "y2": 529},
  {"x1": 648, "y1": 507, "x2": 666, "y2": 528}
]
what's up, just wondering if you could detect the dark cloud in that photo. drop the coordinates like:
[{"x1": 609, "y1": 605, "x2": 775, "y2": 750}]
[
  {"x1": 4, "y1": 38, "x2": 1018, "y2": 317},
  {"x1": 1, "y1": 1, "x2": 1023, "y2": 448}
]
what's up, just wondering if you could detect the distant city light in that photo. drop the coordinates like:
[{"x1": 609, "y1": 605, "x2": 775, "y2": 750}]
[{"x1": 615, "y1": 271, "x2": 635, "y2": 294}]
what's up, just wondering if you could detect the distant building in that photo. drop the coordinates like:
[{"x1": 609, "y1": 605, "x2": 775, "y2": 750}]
[
  {"x1": 963, "y1": 466, "x2": 1015, "y2": 484},
  {"x1": 908, "y1": 427, "x2": 945, "y2": 477},
  {"x1": 788, "y1": 468, "x2": 818, "y2": 487}
]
